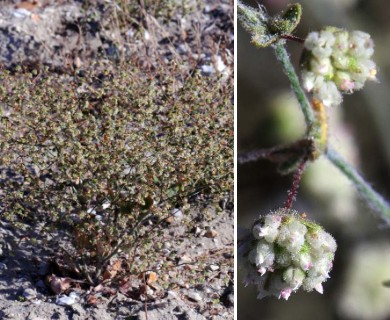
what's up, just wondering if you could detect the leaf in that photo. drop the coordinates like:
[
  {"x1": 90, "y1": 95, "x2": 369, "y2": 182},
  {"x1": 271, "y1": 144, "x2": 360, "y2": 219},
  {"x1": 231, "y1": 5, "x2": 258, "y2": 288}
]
[
  {"x1": 146, "y1": 271, "x2": 158, "y2": 284},
  {"x1": 103, "y1": 259, "x2": 122, "y2": 280}
]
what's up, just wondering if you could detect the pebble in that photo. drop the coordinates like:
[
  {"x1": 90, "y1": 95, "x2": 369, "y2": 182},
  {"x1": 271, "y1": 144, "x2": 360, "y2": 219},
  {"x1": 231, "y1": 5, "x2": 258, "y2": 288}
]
[
  {"x1": 194, "y1": 227, "x2": 202, "y2": 236},
  {"x1": 179, "y1": 254, "x2": 191, "y2": 264},
  {"x1": 167, "y1": 290, "x2": 178, "y2": 299},
  {"x1": 208, "y1": 264, "x2": 220, "y2": 271},
  {"x1": 0, "y1": 262, "x2": 7, "y2": 270},
  {"x1": 22, "y1": 288, "x2": 37, "y2": 300},
  {"x1": 172, "y1": 209, "x2": 183, "y2": 219},
  {"x1": 205, "y1": 229, "x2": 218, "y2": 238},
  {"x1": 56, "y1": 292, "x2": 79, "y2": 306},
  {"x1": 187, "y1": 291, "x2": 203, "y2": 302},
  {"x1": 161, "y1": 249, "x2": 171, "y2": 255}
]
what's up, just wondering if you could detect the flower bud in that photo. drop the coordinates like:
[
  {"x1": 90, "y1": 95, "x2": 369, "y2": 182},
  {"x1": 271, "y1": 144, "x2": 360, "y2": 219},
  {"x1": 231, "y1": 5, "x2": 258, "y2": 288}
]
[{"x1": 241, "y1": 208, "x2": 337, "y2": 300}]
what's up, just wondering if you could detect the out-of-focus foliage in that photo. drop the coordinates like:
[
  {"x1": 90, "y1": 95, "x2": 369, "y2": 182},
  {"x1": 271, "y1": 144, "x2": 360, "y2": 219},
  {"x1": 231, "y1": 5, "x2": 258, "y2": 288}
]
[{"x1": 0, "y1": 62, "x2": 233, "y2": 283}]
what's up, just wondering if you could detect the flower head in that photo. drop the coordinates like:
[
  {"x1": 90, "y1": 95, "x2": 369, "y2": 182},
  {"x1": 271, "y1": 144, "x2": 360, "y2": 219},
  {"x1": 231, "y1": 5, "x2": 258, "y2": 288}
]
[
  {"x1": 241, "y1": 208, "x2": 337, "y2": 300},
  {"x1": 301, "y1": 27, "x2": 377, "y2": 107}
]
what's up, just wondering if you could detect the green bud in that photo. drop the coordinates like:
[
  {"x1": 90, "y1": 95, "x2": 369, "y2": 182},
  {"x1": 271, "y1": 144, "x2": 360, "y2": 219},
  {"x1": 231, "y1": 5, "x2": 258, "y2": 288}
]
[{"x1": 238, "y1": 1, "x2": 302, "y2": 48}]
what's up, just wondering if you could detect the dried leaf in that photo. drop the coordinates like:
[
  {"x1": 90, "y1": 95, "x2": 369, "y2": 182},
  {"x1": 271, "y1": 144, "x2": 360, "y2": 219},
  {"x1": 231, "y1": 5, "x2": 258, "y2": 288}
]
[
  {"x1": 103, "y1": 269, "x2": 115, "y2": 281},
  {"x1": 103, "y1": 259, "x2": 122, "y2": 280},
  {"x1": 86, "y1": 294, "x2": 98, "y2": 305},
  {"x1": 111, "y1": 260, "x2": 122, "y2": 272},
  {"x1": 146, "y1": 271, "x2": 158, "y2": 284}
]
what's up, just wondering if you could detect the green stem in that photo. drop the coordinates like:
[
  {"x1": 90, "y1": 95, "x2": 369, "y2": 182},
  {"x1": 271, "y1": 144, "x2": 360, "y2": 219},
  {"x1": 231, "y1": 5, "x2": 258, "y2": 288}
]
[
  {"x1": 326, "y1": 146, "x2": 390, "y2": 221},
  {"x1": 273, "y1": 41, "x2": 316, "y2": 134}
]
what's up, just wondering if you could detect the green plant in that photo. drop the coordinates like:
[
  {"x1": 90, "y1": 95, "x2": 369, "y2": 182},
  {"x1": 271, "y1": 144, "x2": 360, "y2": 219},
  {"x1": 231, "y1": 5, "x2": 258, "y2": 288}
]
[
  {"x1": 238, "y1": 1, "x2": 390, "y2": 300},
  {"x1": 0, "y1": 61, "x2": 233, "y2": 284}
]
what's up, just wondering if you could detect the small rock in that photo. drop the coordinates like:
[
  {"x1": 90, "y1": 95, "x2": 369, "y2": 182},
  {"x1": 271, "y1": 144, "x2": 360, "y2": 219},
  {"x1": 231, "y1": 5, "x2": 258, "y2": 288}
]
[
  {"x1": 13, "y1": 8, "x2": 31, "y2": 18},
  {"x1": 22, "y1": 288, "x2": 37, "y2": 300},
  {"x1": 56, "y1": 292, "x2": 79, "y2": 306},
  {"x1": 205, "y1": 229, "x2": 218, "y2": 238},
  {"x1": 172, "y1": 208, "x2": 183, "y2": 220},
  {"x1": 208, "y1": 264, "x2": 220, "y2": 271},
  {"x1": 200, "y1": 65, "x2": 215, "y2": 74},
  {"x1": 179, "y1": 255, "x2": 192, "y2": 264},
  {"x1": 0, "y1": 262, "x2": 7, "y2": 270},
  {"x1": 194, "y1": 226, "x2": 202, "y2": 236},
  {"x1": 115, "y1": 292, "x2": 128, "y2": 303},
  {"x1": 161, "y1": 249, "x2": 171, "y2": 255},
  {"x1": 187, "y1": 291, "x2": 203, "y2": 302},
  {"x1": 167, "y1": 290, "x2": 178, "y2": 299}
]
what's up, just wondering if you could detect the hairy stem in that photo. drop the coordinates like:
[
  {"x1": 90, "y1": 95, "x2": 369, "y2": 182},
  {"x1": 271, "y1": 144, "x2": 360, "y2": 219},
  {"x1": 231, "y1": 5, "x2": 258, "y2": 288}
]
[
  {"x1": 326, "y1": 146, "x2": 390, "y2": 221},
  {"x1": 273, "y1": 41, "x2": 316, "y2": 133},
  {"x1": 284, "y1": 158, "x2": 307, "y2": 209}
]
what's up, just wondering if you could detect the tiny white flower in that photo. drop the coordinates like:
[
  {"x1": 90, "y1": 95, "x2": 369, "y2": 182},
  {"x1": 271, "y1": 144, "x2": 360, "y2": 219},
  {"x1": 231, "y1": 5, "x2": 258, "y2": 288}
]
[
  {"x1": 279, "y1": 288, "x2": 292, "y2": 300},
  {"x1": 302, "y1": 71, "x2": 324, "y2": 92},
  {"x1": 310, "y1": 57, "x2": 333, "y2": 76},
  {"x1": 316, "y1": 81, "x2": 342, "y2": 107},
  {"x1": 296, "y1": 251, "x2": 313, "y2": 271},
  {"x1": 277, "y1": 220, "x2": 307, "y2": 253}
]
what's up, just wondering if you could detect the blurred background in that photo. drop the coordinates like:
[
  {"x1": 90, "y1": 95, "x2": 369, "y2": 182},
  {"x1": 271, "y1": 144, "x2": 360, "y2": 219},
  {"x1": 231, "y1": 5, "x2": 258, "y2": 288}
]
[{"x1": 238, "y1": 0, "x2": 390, "y2": 319}]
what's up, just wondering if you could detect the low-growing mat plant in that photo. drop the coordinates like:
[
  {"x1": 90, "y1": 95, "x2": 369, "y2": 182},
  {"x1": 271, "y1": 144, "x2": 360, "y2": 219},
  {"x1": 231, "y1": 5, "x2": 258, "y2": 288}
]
[{"x1": 0, "y1": 60, "x2": 233, "y2": 285}]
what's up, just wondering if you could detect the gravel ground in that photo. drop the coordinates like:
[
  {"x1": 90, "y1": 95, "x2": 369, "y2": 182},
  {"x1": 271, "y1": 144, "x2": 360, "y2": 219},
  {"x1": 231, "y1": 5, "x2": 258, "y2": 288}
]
[{"x1": 0, "y1": 204, "x2": 233, "y2": 319}]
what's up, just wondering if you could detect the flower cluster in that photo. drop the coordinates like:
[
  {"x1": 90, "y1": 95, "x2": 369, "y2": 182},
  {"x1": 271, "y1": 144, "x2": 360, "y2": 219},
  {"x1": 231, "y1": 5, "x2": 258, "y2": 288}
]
[
  {"x1": 301, "y1": 27, "x2": 377, "y2": 107},
  {"x1": 242, "y1": 208, "x2": 337, "y2": 300}
]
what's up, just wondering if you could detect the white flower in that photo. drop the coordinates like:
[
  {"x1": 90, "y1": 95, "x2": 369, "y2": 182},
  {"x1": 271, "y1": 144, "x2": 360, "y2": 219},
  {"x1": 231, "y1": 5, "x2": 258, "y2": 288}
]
[
  {"x1": 305, "y1": 30, "x2": 335, "y2": 58},
  {"x1": 310, "y1": 57, "x2": 333, "y2": 76},
  {"x1": 316, "y1": 81, "x2": 343, "y2": 107},
  {"x1": 301, "y1": 71, "x2": 322, "y2": 92},
  {"x1": 241, "y1": 209, "x2": 337, "y2": 300},
  {"x1": 301, "y1": 27, "x2": 377, "y2": 107},
  {"x1": 277, "y1": 220, "x2": 307, "y2": 253}
]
